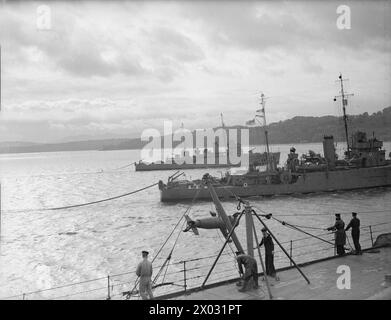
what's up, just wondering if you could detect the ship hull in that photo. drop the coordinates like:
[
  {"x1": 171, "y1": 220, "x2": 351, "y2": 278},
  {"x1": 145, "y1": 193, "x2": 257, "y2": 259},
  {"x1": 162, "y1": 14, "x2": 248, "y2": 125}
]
[
  {"x1": 135, "y1": 162, "x2": 241, "y2": 171},
  {"x1": 160, "y1": 165, "x2": 391, "y2": 202},
  {"x1": 136, "y1": 152, "x2": 280, "y2": 171}
]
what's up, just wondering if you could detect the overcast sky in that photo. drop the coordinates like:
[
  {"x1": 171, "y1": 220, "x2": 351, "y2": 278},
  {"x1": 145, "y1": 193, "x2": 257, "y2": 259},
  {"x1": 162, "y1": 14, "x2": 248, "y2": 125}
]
[{"x1": 0, "y1": 0, "x2": 390, "y2": 143}]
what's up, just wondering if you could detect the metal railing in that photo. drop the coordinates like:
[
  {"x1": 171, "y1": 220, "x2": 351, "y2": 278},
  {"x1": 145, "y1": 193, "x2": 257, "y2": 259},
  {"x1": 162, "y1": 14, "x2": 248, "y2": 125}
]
[{"x1": 1, "y1": 221, "x2": 390, "y2": 300}]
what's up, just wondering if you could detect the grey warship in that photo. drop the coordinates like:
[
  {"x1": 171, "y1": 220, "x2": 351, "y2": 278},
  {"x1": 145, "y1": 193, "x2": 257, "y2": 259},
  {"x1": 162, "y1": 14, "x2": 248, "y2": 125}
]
[{"x1": 158, "y1": 75, "x2": 391, "y2": 202}]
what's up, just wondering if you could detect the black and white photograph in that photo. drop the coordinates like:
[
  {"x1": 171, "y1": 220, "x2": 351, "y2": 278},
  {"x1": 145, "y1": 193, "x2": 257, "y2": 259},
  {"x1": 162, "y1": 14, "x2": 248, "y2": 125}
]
[{"x1": 0, "y1": 0, "x2": 390, "y2": 307}]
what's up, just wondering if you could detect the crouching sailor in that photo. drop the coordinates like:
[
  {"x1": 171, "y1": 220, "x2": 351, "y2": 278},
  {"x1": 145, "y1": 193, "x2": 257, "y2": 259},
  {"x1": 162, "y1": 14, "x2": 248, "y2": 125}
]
[
  {"x1": 345, "y1": 212, "x2": 362, "y2": 255},
  {"x1": 235, "y1": 252, "x2": 259, "y2": 292},
  {"x1": 136, "y1": 250, "x2": 154, "y2": 300}
]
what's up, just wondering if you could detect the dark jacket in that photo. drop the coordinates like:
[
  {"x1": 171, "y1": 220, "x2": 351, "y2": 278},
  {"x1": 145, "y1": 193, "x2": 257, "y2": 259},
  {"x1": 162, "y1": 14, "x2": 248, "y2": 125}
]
[
  {"x1": 236, "y1": 254, "x2": 258, "y2": 275},
  {"x1": 345, "y1": 217, "x2": 360, "y2": 234},
  {"x1": 259, "y1": 234, "x2": 274, "y2": 255},
  {"x1": 327, "y1": 219, "x2": 346, "y2": 245}
]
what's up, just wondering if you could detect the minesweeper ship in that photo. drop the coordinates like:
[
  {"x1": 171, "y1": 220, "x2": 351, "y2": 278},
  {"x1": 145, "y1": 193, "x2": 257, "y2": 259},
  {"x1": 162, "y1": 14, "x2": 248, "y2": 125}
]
[
  {"x1": 158, "y1": 75, "x2": 391, "y2": 202},
  {"x1": 135, "y1": 148, "x2": 280, "y2": 171}
]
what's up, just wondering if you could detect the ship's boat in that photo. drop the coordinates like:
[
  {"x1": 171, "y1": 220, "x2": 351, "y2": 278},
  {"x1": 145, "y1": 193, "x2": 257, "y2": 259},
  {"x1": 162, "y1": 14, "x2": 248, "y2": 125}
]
[{"x1": 159, "y1": 132, "x2": 391, "y2": 202}]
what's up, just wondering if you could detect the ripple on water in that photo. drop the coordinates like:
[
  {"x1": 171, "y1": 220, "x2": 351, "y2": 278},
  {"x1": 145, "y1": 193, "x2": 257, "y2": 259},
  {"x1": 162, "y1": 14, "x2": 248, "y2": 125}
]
[{"x1": 1, "y1": 148, "x2": 390, "y2": 298}]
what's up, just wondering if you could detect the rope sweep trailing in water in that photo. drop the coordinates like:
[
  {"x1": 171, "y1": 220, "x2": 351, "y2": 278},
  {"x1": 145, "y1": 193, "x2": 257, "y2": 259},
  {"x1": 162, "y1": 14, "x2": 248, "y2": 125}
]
[{"x1": 4, "y1": 182, "x2": 159, "y2": 213}]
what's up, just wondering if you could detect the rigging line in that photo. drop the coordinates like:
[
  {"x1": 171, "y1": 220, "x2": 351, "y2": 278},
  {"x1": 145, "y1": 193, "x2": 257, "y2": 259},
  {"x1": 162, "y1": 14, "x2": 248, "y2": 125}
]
[
  {"x1": 3, "y1": 182, "x2": 159, "y2": 213},
  {"x1": 114, "y1": 161, "x2": 138, "y2": 170},
  {"x1": 125, "y1": 189, "x2": 201, "y2": 298},
  {"x1": 161, "y1": 219, "x2": 187, "y2": 285},
  {"x1": 255, "y1": 209, "x2": 391, "y2": 217},
  {"x1": 271, "y1": 215, "x2": 335, "y2": 247},
  {"x1": 215, "y1": 227, "x2": 240, "y2": 275},
  {"x1": 152, "y1": 188, "x2": 201, "y2": 264},
  {"x1": 279, "y1": 223, "x2": 325, "y2": 230}
]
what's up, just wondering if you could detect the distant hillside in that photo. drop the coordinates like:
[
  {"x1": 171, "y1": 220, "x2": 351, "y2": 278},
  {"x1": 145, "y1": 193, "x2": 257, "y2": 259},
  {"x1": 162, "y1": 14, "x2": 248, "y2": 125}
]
[
  {"x1": 261, "y1": 106, "x2": 391, "y2": 144},
  {"x1": 1, "y1": 107, "x2": 390, "y2": 154}
]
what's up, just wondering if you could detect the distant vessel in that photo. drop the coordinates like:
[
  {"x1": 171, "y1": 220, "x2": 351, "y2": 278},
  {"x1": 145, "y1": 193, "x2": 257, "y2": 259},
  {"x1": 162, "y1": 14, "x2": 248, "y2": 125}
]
[
  {"x1": 135, "y1": 148, "x2": 280, "y2": 171},
  {"x1": 135, "y1": 114, "x2": 280, "y2": 171},
  {"x1": 158, "y1": 74, "x2": 391, "y2": 202}
]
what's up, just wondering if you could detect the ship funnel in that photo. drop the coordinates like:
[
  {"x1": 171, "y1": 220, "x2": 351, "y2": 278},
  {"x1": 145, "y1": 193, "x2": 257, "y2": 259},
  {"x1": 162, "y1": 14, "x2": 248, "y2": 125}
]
[{"x1": 323, "y1": 135, "x2": 336, "y2": 167}]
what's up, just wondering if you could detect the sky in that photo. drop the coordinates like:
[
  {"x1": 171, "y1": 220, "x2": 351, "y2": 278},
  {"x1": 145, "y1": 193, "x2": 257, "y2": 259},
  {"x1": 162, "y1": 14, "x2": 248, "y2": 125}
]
[{"x1": 0, "y1": 0, "x2": 390, "y2": 143}]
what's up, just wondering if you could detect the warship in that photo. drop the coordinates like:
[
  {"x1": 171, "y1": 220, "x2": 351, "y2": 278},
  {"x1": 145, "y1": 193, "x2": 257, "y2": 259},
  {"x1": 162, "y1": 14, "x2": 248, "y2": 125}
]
[
  {"x1": 135, "y1": 114, "x2": 280, "y2": 171},
  {"x1": 158, "y1": 75, "x2": 391, "y2": 202},
  {"x1": 135, "y1": 148, "x2": 280, "y2": 171}
]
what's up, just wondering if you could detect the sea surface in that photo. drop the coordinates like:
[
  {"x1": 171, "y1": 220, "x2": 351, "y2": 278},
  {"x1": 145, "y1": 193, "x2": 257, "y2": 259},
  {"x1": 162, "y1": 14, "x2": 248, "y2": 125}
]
[{"x1": 0, "y1": 142, "x2": 390, "y2": 299}]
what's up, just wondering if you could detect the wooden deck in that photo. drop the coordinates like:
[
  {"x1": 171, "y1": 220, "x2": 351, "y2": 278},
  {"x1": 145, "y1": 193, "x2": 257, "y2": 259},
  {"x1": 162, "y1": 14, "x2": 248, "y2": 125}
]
[{"x1": 171, "y1": 247, "x2": 391, "y2": 300}]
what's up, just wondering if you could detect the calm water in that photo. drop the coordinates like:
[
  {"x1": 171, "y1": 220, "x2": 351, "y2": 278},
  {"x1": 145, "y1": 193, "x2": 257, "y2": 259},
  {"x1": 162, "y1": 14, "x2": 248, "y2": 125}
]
[{"x1": 0, "y1": 142, "x2": 390, "y2": 299}]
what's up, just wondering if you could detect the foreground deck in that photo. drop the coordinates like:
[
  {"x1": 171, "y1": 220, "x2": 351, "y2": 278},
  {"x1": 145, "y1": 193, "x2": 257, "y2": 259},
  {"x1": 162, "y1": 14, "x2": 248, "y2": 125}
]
[{"x1": 171, "y1": 247, "x2": 391, "y2": 300}]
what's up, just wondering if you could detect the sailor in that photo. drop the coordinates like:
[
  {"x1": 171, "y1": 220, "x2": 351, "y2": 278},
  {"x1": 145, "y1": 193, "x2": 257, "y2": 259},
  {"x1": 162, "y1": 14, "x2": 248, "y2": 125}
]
[
  {"x1": 258, "y1": 228, "x2": 278, "y2": 280},
  {"x1": 235, "y1": 252, "x2": 259, "y2": 292},
  {"x1": 135, "y1": 250, "x2": 154, "y2": 300},
  {"x1": 287, "y1": 147, "x2": 299, "y2": 171},
  {"x1": 327, "y1": 214, "x2": 347, "y2": 256},
  {"x1": 345, "y1": 212, "x2": 362, "y2": 255}
]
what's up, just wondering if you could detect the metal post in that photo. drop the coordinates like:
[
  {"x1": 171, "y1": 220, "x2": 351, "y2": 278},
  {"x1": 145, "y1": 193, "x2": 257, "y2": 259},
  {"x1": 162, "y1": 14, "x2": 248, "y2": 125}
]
[
  {"x1": 253, "y1": 210, "x2": 310, "y2": 284},
  {"x1": 245, "y1": 203, "x2": 254, "y2": 257},
  {"x1": 22, "y1": 293, "x2": 26, "y2": 300},
  {"x1": 183, "y1": 261, "x2": 188, "y2": 294},
  {"x1": 107, "y1": 275, "x2": 111, "y2": 300},
  {"x1": 201, "y1": 210, "x2": 245, "y2": 288},
  {"x1": 208, "y1": 183, "x2": 244, "y2": 254},
  {"x1": 290, "y1": 240, "x2": 293, "y2": 266},
  {"x1": 252, "y1": 222, "x2": 272, "y2": 300},
  {"x1": 0, "y1": 182, "x2": 2, "y2": 242},
  {"x1": 369, "y1": 226, "x2": 374, "y2": 247}
]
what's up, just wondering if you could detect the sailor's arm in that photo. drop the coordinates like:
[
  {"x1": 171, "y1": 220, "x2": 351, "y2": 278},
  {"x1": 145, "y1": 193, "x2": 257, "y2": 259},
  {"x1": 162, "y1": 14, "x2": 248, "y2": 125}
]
[
  {"x1": 136, "y1": 263, "x2": 141, "y2": 277},
  {"x1": 345, "y1": 220, "x2": 352, "y2": 231}
]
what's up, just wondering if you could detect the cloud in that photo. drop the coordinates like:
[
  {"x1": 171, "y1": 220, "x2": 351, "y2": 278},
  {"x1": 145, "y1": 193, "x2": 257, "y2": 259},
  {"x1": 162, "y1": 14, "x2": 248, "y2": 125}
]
[{"x1": 0, "y1": 1, "x2": 390, "y2": 143}]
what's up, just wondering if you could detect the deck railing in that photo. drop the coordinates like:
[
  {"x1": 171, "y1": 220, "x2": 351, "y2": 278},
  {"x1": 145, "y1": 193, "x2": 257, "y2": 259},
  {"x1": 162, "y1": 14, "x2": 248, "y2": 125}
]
[{"x1": 1, "y1": 221, "x2": 390, "y2": 300}]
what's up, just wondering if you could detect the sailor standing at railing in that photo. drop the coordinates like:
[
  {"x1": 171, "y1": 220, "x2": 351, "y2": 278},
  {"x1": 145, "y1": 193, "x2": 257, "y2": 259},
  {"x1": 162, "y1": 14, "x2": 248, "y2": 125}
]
[
  {"x1": 326, "y1": 214, "x2": 347, "y2": 256},
  {"x1": 345, "y1": 212, "x2": 362, "y2": 255},
  {"x1": 136, "y1": 250, "x2": 154, "y2": 300},
  {"x1": 258, "y1": 228, "x2": 279, "y2": 280}
]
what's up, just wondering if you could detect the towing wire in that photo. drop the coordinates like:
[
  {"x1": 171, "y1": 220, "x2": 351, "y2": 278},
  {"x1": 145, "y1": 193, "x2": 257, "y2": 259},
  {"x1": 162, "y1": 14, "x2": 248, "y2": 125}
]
[{"x1": 124, "y1": 188, "x2": 201, "y2": 299}]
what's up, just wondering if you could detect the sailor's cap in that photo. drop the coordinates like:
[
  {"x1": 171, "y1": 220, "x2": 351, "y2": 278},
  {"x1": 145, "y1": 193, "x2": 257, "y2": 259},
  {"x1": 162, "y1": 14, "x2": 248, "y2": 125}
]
[
  {"x1": 335, "y1": 213, "x2": 341, "y2": 218},
  {"x1": 142, "y1": 250, "x2": 149, "y2": 255}
]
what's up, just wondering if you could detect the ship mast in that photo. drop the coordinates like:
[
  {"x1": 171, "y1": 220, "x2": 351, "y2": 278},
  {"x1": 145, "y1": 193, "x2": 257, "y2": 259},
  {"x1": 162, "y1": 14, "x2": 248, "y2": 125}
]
[
  {"x1": 334, "y1": 73, "x2": 354, "y2": 158},
  {"x1": 257, "y1": 93, "x2": 272, "y2": 171},
  {"x1": 220, "y1": 113, "x2": 225, "y2": 128}
]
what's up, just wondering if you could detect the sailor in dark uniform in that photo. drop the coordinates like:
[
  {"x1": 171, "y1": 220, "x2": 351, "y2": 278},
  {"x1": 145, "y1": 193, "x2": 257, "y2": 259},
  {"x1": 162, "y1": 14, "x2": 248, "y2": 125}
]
[
  {"x1": 327, "y1": 214, "x2": 347, "y2": 256},
  {"x1": 258, "y1": 228, "x2": 278, "y2": 279},
  {"x1": 345, "y1": 212, "x2": 362, "y2": 255},
  {"x1": 235, "y1": 252, "x2": 259, "y2": 292}
]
